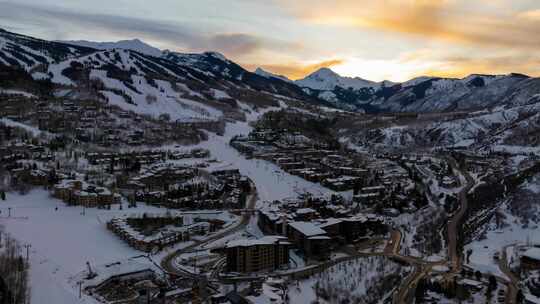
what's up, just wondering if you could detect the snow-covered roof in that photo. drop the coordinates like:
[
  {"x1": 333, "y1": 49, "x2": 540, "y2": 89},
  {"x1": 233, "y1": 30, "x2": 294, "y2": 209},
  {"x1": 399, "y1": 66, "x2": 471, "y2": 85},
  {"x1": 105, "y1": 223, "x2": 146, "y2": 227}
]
[
  {"x1": 522, "y1": 247, "x2": 540, "y2": 261},
  {"x1": 361, "y1": 186, "x2": 385, "y2": 191},
  {"x1": 525, "y1": 293, "x2": 540, "y2": 303},
  {"x1": 296, "y1": 208, "x2": 316, "y2": 215},
  {"x1": 308, "y1": 236, "x2": 332, "y2": 240},
  {"x1": 82, "y1": 259, "x2": 158, "y2": 289},
  {"x1": 288, "y1": 221, "x2": 327, "y2": 237},
  {"x1": 226, "y1": 236, "x2": 289, "y2": 248},
  {"x1": 317, "y1": 218, "x2": 342, "y2": 228},
  {"x1": 458, "y1": 278, "x2": 483, "y2": 287},
  {"x1": 325, "y1": 176, "x2": 360, "y2": 183}
]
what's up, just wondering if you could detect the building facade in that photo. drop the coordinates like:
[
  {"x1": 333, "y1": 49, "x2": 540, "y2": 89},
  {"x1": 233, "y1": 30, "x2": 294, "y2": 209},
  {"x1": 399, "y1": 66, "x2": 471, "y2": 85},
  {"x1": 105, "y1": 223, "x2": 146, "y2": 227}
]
[{"x1": 225, "y1": 236, "x2": 290, "y2": 273}]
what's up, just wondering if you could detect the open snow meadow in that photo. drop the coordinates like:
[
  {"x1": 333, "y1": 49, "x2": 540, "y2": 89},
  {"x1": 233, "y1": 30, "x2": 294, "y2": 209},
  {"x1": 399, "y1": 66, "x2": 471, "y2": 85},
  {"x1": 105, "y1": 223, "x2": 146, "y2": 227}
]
[
  {"x1": 1, "y1": 190, "x2": 148, "y2": 303},
  {"x1": 0, "y1": 190, "x2": 235, "y2": 303}
]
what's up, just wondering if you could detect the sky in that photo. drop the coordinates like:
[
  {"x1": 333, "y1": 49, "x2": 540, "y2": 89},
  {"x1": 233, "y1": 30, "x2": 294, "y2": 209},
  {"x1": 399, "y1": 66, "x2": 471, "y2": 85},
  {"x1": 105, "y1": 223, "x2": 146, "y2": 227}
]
[{"x1": 1, "y1": 0, "x2": 540, "y2": 82}]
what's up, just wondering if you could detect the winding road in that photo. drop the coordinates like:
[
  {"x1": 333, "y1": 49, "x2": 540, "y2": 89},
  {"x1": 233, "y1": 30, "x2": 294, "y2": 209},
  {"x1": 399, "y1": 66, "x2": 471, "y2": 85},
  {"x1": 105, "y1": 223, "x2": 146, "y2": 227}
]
[
  {"x1": 395, "y1": 156, "x2": 522, "y2": 304},
  {"x1": 384, "y1": 230, "x2": 402, "y2": 255},
  {"x1": 446, "y1": 156, "x2": 476, "y2": 272},
  {"x1": 161, "y1": 183, "x2": 258, "y2": 279},
  {"x1": 393, "y1": 156, "x2": 477, "y2": 304}
]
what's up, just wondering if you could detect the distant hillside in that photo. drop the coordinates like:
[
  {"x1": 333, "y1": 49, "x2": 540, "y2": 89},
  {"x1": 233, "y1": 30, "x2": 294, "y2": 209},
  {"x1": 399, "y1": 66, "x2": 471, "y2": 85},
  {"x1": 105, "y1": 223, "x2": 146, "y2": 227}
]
[
  {"x1": 0, "y1": 28, "x2": 331, "y2": 122},
  {"x1": 3, "y1": 28, "x2": 540, "y2": 116},
  {"x1": 294, "y1": 68, "x2": 540, "y2": 113}
]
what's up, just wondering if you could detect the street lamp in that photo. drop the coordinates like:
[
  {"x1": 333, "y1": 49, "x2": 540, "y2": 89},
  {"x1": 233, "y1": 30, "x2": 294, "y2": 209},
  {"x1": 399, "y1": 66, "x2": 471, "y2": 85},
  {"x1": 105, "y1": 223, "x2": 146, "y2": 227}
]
[
  {"x1": 24, "y1": 244, "x2": 31, "y2": 262},
  {"x1": 78, "y1": 281, "x2": 83, "y2": 298}
]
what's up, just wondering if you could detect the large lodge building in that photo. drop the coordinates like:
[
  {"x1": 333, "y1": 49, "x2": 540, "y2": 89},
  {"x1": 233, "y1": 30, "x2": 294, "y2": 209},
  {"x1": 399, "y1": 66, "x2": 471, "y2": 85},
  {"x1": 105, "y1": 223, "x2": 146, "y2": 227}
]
[{"x1": 225, "y1": 236, "x2": 290, "y2": 273}]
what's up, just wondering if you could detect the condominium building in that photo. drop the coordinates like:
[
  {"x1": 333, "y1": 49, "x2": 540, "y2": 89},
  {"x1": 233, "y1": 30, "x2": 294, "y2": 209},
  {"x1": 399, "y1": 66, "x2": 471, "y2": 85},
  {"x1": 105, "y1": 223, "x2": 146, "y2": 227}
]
[{"x1": 225, "y1": 236, "x2": 290, "y2": 273}]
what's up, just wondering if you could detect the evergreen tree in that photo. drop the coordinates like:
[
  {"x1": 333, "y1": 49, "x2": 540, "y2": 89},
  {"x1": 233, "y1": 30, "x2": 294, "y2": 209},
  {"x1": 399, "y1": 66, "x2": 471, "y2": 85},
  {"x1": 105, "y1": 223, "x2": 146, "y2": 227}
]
[
  {"x1": 415, "y1": 278, "x2": 427, "y2": 302},
  {"x1": 488, "y1": 275, "x2": 497, "y2": 291},
  {"x1": 517, "y1": 289, "x2": 525, "y2": 303}
]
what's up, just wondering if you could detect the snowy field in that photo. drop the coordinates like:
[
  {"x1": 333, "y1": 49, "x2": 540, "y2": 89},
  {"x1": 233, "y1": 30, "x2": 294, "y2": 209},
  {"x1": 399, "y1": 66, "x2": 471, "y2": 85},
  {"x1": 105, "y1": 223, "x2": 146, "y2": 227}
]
[
  {"x1": 464, "y1": 205, "x2": 540, "y2": 278},
  {"x1": 0, "y1": 190, "x2": 235, "y2": 303},
  {"x1": 465, "y1": 179, "x2": 540, "y2": 277},
  {"x1": 1, "y1": 190, "x2": 154, "y2": 303}
]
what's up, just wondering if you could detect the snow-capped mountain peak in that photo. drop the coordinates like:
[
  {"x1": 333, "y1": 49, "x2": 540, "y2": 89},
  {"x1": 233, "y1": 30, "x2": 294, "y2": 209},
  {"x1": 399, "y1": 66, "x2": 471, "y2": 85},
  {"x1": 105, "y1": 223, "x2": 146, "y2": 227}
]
[
  {"x1": 296, "y1": 67, "x2": 378, "y2": 91},
  {"x1": 61, "y1": 38, "x2": 163, "y2": 57},
  {"x1": 309, "y1": 67, "x2": 340, "y2": 79}
]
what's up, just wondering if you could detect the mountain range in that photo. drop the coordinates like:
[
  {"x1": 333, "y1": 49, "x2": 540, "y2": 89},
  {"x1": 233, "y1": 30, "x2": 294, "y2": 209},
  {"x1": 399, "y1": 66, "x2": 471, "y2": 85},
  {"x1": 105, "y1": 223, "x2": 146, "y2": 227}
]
[
  {"x1": 0, "y1": 28, "x2": 329, "y2": 121},
  {"x1": 2, "y1": 28, "x2": 540, "y2": 117},
  {"x1": 257, "y1": 66, "x2": 540, "y2": 113}
]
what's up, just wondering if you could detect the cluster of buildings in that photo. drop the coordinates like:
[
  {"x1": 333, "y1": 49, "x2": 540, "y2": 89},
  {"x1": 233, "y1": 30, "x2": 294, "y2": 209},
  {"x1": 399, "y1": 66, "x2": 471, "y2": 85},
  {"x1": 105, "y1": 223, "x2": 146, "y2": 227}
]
[
  {"x1": 126, "y1": 164, "x2": 201, "y2": 192},
  {"x1": 1, "y1": 95, "x2": 206, "y2": 148},
  {"x1": 232, "y1": 128, "x2": 423, "y2": 199},
  {"x1": 86, "y1": 148, "x2": 209, "y2": 166},
  {"x1": 53, "y1": 179, "x2": 121, "y2": 207},
  {"x1": 1, "y1": 112, "x2": 251, "y2": 215},
  {"x1": 0, "y1": 93, "x2": 37, "y2": 121},
  {"x1": 262, "y1": 210, "x2": 385, "y2": 260},
  {"x1": 0, "y1": 142, "x2": 54, "y2": 167},
  {"x1": 107, "y1": 215, "x2": 226, "y2": 253},
  {"x1": 108, "y1": 216, "x2": 186, "y2": 252},
  {"x1": 108, "y1": 216, "x2": 188, "y2": 252},
  {"x1": 11, "y1": 167, "x2": 54, "y2": 186},
  {"x1": 222, "y1": 195, "x2": 387, "y2": 274},
  {"x1": 224, "y1": 210, "x2": 385, "y2": 274},
  {"x1": 124, "y1": 164, "x2": 251, "y2": 210},
  {"x1": 231, "y1": 128, "x2": 371, "y2": 191},
  {"x1": 465, "y1": 157, "x2": 505, "y2": 178},
  {"x1": 82, "y1": 259, "x2": 204, "y2": 304}
]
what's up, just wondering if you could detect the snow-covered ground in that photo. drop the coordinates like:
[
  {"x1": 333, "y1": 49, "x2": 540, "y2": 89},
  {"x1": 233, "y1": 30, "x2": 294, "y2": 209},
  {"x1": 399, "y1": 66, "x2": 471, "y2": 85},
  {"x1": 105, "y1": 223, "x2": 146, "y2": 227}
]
[
  {"x1": 491, "y1": 145, "x2": 540, "y2": 156},
  {"x1": 0, "y1": 190, "x2": 153, "y2": 303},
  {"x1": 93, "y1": 70, "x2": 223, "y2": 122},
  {"x1": 0, "y1": 118, "x2": 52, "y2": 137},
  {"x1": 393, "y1": 206, "x2": 447, "y2": 260},
  {"x1": 285, "y1": 256, "x2": 409, "y2": 304},
  {"x1": 464, "y1": 203, "x2": 540, "y2": 278},
  {"x1": 0, "y1": 89, "x2": 36, "y2": 98},
  {"x1": 465, "y1": 178, "x2": 540, "y2": 278},
  {"x1": 0, "y1": 190, "x2": 235, "y2": 303}
]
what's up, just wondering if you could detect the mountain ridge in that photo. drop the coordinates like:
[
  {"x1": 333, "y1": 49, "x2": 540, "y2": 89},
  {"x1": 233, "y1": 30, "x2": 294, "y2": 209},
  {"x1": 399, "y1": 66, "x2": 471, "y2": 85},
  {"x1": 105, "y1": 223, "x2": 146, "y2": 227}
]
[
  {"x1": 0, "y1": 28, "x2": 331, "y2": 122},
  {"x1": 2, "y1": 28, "x2": 540, "y2": 115},
  {"x1": 60, "y1": 38, "x2": 163, "y2": 57}
]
